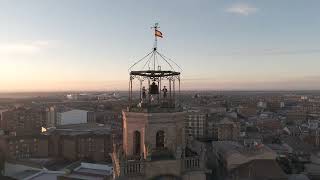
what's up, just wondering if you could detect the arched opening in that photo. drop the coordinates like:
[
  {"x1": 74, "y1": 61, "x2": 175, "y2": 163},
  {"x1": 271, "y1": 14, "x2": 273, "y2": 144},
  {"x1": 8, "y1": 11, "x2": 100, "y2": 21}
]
[
  {"x1": 133, "y1": 131, "x2": 141, "y2": 155},
  {"x1": 156, "y1": 130, "x2": 165, "y2": 149}
]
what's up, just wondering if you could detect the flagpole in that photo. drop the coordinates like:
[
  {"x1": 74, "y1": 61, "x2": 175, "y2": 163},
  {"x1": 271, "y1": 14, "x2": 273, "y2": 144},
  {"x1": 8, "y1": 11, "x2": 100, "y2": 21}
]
[
  {"x1": 152, "y1": 23, "x2": 159, "y2": 71},
  {"x1": 153, "y1": 23, "x2": 158, "y2": 51},
  {"x1": 154, "y1": 27, "x2": 156, "y2": 70}
]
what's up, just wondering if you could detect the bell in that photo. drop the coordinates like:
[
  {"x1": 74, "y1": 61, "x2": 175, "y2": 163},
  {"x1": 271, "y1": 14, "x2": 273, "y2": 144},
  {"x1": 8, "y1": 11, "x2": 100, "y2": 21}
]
[{"x1": 149, "y1": 82, "x2": 159, "y2": 94}]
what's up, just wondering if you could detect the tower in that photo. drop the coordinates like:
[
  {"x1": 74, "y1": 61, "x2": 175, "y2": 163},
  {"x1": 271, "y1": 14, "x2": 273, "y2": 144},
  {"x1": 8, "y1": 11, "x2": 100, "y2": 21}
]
[{"x1": 112, "y1": 23, "x2": 206, "y2": 180}]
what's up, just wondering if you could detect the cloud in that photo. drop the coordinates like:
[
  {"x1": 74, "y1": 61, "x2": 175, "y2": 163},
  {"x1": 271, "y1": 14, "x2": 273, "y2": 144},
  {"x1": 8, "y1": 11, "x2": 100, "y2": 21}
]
[
  {"x1": 226, "y1": 3, "x2": 258, "y2": 16},
  {"x1": 0, "y1": 40, "x2": 54, "y2": 55}
]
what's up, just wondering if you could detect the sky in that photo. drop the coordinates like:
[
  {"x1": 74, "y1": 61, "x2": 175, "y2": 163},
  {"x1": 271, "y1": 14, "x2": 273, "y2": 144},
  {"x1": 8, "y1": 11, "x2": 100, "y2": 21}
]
[{"x1": 1, "y1": 0, "x2": 320, "y2": 92}]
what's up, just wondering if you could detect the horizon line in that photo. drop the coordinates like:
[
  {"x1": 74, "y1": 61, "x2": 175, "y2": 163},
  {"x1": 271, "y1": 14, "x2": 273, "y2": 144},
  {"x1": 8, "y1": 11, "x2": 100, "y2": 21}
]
[{"x1": 2, "y1": 89, "x2": 320, "y2": 93}]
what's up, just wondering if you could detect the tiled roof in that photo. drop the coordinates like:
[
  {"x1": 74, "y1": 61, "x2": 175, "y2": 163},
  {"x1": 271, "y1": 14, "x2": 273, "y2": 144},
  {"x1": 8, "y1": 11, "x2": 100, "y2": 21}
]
[{"x1": 230, "y1": 159, "x2": 287, "y2": 180}]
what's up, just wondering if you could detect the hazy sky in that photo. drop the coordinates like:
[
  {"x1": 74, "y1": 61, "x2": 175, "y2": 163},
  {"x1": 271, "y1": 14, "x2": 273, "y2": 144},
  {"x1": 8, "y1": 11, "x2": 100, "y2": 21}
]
[{"x1": 1, "y1": 0, "x2": 320, "y2": 91}]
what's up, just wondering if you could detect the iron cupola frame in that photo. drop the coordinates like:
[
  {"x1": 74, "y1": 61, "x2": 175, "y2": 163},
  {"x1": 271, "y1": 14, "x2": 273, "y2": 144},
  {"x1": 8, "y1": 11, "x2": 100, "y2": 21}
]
[{"x1": 128, "y1": 23, "x2": 181, "y2": 110}]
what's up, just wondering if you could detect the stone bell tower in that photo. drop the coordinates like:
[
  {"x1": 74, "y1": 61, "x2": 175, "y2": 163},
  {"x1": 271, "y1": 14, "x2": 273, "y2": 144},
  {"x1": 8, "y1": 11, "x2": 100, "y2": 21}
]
[{"x1": 112, "y1": 23, "x2": 206, "y2": 180}]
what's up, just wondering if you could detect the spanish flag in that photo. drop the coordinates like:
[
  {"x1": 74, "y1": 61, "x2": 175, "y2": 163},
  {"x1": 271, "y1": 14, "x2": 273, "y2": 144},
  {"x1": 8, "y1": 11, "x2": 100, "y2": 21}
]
[{"x1": 155, "y1": 30, "x2": 163, "y2": 38}]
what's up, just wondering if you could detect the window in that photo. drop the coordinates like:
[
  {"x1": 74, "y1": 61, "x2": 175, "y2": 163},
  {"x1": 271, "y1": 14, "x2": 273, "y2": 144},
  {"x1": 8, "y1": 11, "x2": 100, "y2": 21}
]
[
  {"x1": 133, "y1": 131, "x2": 141, "y2": 155},
  {"x1": 156, "y1": 130, "x2": 165, "y2": 149}
]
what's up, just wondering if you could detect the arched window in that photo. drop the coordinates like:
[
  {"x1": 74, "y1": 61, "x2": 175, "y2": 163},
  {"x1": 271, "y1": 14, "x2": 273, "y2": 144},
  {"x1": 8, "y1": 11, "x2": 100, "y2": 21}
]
[
  {"x1": 133, "y1": 131, "x2": 141, "y2": 155},
  {"x1": 156, "y1": 130, "x2": 165, "y2": 149}
]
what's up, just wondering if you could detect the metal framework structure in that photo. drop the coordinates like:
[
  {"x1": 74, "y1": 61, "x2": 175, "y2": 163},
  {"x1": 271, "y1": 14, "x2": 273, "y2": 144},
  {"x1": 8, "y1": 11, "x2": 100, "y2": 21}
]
[{"x1": 128, "y1": 23, "x2": 181, "y2": 109}]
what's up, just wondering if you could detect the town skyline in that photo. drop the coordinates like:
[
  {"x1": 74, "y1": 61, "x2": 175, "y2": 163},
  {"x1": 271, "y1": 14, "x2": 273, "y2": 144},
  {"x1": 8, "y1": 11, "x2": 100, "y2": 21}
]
[{"x1": 1, "y1": 0, "x2": 320, "y2": 92}]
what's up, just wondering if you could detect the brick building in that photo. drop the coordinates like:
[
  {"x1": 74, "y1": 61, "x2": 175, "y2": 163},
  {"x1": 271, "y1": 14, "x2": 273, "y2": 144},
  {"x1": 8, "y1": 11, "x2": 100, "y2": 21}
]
[
  {"x1": 206, "y1": 114, "x2": 240, "y2": 141},
  {"x1": 57, "y1": 134, "x2": 112, "y2": 162},
  {"x1": 286, "y1": 109, "x2": 307, "y2": 125},
  {"x1": 237, "y1": 105, "x2": 257, "y2": 118},
  {"x1": 48, "y1": 123, "x2": 113, "y2": 162},
  {"x1": 0, "y1": 107, "x2": 44, "y2": 136},
  {"x1": 214, "y1": 118, "x2": 240, "y2": 141},
  {"x1": 256, "y1": 118, "x2": 282, "y2": 132},
  {"x1": 95, "y1": 110, "x2": 122, "y2": 143},
  {"x1": 0, "y1": 135, "x2": 48, "y2": 160}
]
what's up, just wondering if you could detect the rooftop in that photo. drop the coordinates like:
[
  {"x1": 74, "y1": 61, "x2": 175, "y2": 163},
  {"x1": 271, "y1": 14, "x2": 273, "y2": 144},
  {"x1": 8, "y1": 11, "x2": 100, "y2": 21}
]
[
  {"x1": 74, "y1": 162, "x2": 113, "y2": 176},
  {"x1": 230, "y1": 159, "x2": 287, "y2": 180},
  {"x1": 128, "y1": 106, "x2": 183, "y2": 113},
  {"x1": 10, "y1": 170, "x2": 40, "y2": 180},
  {"x1": 25, "y1": 171, "x2": 65, "y2": 180},
  {"x1": 282, "y1": 136, "x2": 314, "y2": 154},
  {"x1": 46, "y1": 123, "x2": 111, "y2": 136},
  {"x1": 213, "y1": 141, "x2": 277, "y2": 170},
  {"x1": 62, "y1": 162, "x2": 113, "y2": 180},
  {"x1": 61, "y1": 173, "x2": 104, "y2": 180}
]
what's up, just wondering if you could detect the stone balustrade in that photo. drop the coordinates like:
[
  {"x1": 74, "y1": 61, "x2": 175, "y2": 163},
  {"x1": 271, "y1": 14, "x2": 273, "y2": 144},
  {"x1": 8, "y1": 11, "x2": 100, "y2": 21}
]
[
  {"x1": 182, "y1": 156, "x2": 202, "y2": 171},
  {"x1": 113, "y1": 153, "x2": 203, "y2": 178},
  {"x1": 120, "y1": 160, "x2": 145, "y2": 176}
]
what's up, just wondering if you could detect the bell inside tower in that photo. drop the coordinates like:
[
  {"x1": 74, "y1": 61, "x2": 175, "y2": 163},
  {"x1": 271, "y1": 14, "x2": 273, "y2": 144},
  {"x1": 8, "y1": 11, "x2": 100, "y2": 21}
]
[{"x1": 149, "y1": 81, "x2": 159, "y2": 95}]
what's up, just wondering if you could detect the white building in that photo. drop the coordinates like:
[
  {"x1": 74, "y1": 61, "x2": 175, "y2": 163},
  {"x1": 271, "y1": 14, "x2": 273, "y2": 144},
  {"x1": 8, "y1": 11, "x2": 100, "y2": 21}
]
[
  {"x1": 46, "y1": 106, "x2": 56, "y2": 128},
  {"x1": 257, "y1": 101, "x2": 267, "y2": 109},
  {"x1": 57, "y1": 109, "x2": 89, "y2": 125},
  {"x1": 185, "y1": 109, "x2": 206, "y2": 138},
  {"x1": 308, "y1": 119, "x2": 320, "y2": 130}
]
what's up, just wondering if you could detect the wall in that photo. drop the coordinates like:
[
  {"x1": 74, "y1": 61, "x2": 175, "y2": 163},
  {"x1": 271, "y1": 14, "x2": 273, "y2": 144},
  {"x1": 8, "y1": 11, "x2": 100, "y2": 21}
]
[
  {"x1": 1, "y1": 135, "x2": 49, "y2": 160},
  {"x1": 122, "y1": 111, "x2": 185, "y2": 157},
  {"x1": 62, "y1": 138, "x2": 77, "y2": 160},
  {"x1": 146, "y1": 112, "x2": 185, "y2": 154},
  {"x1": 36, "y1": 138, "x2": 49, "y2": 157},
  {"x1": 145, "y1": 160, "x2": 181, "y2": 178},
  {"x1": 58, "y1": 110, "x2": 88, "y2": 125}
]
